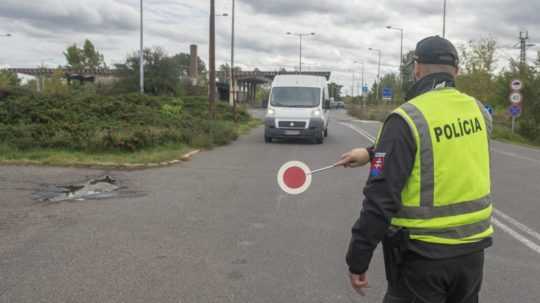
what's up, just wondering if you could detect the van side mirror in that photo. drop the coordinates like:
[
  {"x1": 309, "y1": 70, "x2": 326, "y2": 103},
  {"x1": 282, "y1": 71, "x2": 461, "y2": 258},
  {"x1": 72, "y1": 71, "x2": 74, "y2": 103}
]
[{"x1": 324, "y1": 100, "x2": 331, "y2": 109}]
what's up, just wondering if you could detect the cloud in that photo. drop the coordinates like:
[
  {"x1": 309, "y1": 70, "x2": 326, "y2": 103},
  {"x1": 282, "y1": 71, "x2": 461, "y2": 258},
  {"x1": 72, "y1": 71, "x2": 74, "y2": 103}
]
[
  {"x1": 0, "y1": 0, "x2": 139, "y2": 35},
  {"x1": 1, "y1": 0, "x2": 540, "y2": 89}
]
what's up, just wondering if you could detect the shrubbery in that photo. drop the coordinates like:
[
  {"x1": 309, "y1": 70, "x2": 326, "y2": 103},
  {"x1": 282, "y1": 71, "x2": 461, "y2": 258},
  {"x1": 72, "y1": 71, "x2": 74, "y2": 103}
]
[{"x1": 0, "y1": 90, "x2": 251, "y2": 152}]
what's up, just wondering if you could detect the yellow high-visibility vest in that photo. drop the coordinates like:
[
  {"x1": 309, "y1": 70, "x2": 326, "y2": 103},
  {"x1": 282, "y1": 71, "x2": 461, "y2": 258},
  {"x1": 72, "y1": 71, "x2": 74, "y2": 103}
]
[{"x1": 382, "y1": 88, "x2": 493, "y2": 245}]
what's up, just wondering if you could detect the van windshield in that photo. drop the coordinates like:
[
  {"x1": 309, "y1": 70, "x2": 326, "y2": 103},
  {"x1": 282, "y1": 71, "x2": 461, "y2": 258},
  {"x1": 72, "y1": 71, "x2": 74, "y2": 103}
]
[{"x1": 270, "y1": 87, "x2": 321, "y2": 108}]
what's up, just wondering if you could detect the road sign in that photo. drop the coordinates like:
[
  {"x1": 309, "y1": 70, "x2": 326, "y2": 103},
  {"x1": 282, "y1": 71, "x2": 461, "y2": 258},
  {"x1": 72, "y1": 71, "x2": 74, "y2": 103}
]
[
  {"x1": 362, "y1": 85, "x2": 369, "y2": 94},
  {"x1": 511, "y1": 79, "x2": 523, "y2": 91},
  {"x1": 277, "y1": 161, "x2": 312, "y2": 195},
  {"x1": 508, "y1": 104, "x2": 522, "y2": 117},
  {"x1": 509, "y1": 92, "x2": 523, "y2": 104},
  {"x1": 383, "y1": 87, "x2": 393, "y2": 101},
  {"x1": 484, "y1": 104, "x2": 494, "y2": 116}
]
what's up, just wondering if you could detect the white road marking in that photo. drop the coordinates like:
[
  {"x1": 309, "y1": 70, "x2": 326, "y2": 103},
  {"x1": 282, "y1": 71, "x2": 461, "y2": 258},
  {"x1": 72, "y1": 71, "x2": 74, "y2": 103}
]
[
  {"x1": 342, "y1": 120, "x2": 540, "y2": 255},
  {"x1": 339, "y1": 122, "x2": 376, "y2": 143},
  {"x1": 493, "y1": 208, "x2": 540, "y2": 243},
  {"x1": 492, "y1": 216, "x2": 540, "y2": 255},
  {"x1": 493, "y1": 150, "x2": 540, "y2": 165}
]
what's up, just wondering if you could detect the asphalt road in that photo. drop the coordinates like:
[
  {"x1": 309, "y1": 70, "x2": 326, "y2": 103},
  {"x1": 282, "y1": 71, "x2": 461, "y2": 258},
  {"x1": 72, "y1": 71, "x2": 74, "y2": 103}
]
[{"x1": 1, "y1": 109, "x2": 540, "y2": 302}]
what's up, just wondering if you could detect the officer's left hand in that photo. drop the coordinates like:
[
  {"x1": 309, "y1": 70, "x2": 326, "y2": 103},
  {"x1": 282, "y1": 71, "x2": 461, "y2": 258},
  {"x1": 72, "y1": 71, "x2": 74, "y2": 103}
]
[{"x1": 349, "y1": 272, "x2": 369, "y2": 296}]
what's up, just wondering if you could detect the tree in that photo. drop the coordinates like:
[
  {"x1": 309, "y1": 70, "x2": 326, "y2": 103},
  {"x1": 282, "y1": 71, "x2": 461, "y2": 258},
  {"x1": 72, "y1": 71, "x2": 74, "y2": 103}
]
[
  {"x1": 459, "y1": 38, "x2": 497, "y2": 74},
  {"x1": 114, "y1": 48, "x2": 209, "y2": 96},
  {"x1": 0, "y1": 70, "x2": 19, "y2": 89},
  {"x1": 456, "y1": 38, "x2": 498, "y2": 105},
  {"x1": 82, "y1": 40, "x2": 105, "y2": 69},
  {"x1": 43, "y1": 69, "x2": 70, "y2": 96},
  {"x1": 64, "y1": 39, "x2": 105, "y2": 70},
  {"x1": 328, "y1": 82, "x2": 343, "y2": 100},
  {"x1": 173, "y1": 53, "x2": 207, "y2": 77}
]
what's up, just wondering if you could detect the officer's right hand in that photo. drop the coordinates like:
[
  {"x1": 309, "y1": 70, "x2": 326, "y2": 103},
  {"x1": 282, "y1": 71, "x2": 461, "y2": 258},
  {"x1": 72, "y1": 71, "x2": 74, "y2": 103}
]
[
  {"x1": 350, "y1": 273, "x2": 369, "y2": 296},
  {"x1": 336, "y1": 148, "x2": 370, "y2": 168}
]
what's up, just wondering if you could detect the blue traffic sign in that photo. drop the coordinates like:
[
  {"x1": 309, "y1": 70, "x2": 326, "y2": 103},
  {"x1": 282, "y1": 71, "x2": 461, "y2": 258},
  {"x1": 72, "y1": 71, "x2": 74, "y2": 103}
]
[
  {"x1": 509, "y1": 105, "x2": 522, "y2": 117},
  {"x1": 362, "y1": 85, "x2": 369, "y2": 94},
  {"x1": 383, "y1": 87, "x2": 393, "y2": 100},
  {"x1": 484, "y1": 104, "x2": 494, "y2": 116}
]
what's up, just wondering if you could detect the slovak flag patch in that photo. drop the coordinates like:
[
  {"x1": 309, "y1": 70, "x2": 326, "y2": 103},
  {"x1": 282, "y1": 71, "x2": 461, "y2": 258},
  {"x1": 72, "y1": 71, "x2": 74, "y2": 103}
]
[{"x1": 370, "y1": 152, "x2": 386, "y2": 177}]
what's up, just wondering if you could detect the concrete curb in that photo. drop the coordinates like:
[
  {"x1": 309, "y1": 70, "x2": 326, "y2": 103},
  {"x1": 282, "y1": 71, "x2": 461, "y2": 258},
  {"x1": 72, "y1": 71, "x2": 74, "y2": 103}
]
[{"x1": 0, "y1": 149, "x2": 202, "y2": 170}]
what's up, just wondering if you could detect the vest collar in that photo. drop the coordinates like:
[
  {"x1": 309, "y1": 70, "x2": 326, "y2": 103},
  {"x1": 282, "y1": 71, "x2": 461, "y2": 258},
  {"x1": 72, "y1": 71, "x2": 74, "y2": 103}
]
[{"x1": 405, "y1": 72, "x2": 456, "y2": 101}]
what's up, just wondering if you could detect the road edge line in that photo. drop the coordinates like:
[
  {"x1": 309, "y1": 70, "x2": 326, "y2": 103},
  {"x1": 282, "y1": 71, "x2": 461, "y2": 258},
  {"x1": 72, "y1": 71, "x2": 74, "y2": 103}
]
[
  {"x1": 339, "y1": 122, "x2": 376, "y2": 143},
  {"x1": 492, "y1": 216, "x2": 540, "y2": 255},
  {"x1": 493, "y1": 208, "x2": 540, "y2": 243}
]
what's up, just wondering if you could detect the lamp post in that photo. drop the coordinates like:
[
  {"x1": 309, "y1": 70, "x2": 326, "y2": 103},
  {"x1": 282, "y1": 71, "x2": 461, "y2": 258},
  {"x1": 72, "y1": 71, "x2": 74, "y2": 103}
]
[
  {"x1": 139, "y1": 0, "x2": 144, "y2": 94},
  {"x1": 230, "y1": 0, "x2": 236, "y2": 115},
  {"x1": 386, "y1": 26, "x2": 404, "y2": 70},
  {"x1": 209, "y1": 0, "x2": 217, "y2": 119},
  {"x1": 443, "y1": 0, "x2": 447, "y2": 38},
  {"x1": 354, "y1": 60, "x2": 366, "y2": 99},
  {"x1": 368, "y1": 47, "x2": 382, "y2": 100},
  {"x1": 286, "y1": 32, "x2": 315, "y2": 73}
]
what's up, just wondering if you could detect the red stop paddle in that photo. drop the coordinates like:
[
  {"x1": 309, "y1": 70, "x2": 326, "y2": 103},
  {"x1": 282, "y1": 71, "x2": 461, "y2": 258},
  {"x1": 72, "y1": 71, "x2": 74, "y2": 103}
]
[{"x1": 277, "y1": 161, "x2": 337, "y2": 195}]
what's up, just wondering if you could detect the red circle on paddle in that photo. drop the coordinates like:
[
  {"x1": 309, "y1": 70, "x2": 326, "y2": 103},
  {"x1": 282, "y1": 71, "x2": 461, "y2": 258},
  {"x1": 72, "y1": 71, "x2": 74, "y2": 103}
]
[{"x1": 283, "y1": 166, "x2": 307, "y2": 189}]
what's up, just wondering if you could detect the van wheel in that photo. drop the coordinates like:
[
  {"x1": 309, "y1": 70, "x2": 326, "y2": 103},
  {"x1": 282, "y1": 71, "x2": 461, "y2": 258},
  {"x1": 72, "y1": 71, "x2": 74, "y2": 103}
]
[
  {"x1": 315, "y1": 131, "x2": 324, "y2": 144},
  {"x1": 324, "y1": 128, "x2": 328, "y2": 137},
  {"x1": 265, "y1": 136, "x2": 272, "y2": 143}
]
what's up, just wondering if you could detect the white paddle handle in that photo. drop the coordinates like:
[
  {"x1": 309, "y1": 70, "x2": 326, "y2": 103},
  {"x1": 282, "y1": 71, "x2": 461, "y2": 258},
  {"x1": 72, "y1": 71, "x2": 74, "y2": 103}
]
[{"x1": 309, "y1": 164, "x2": 337, "y2": 175}]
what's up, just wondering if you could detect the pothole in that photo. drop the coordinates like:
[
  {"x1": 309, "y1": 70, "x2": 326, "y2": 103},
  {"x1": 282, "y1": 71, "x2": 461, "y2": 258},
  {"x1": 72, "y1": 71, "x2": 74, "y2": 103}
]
[{"x1": 33, "y1": 176, "x2": 121, "y2": 202}]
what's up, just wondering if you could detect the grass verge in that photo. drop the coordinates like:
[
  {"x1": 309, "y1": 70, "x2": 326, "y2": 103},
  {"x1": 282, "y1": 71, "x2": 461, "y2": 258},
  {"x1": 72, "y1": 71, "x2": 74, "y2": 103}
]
[
  {"x1": 0, "y1": 118, "x2": 261, "y2": 168},
  {"x1": 492, "y1": 124, "x2": 540, "y2": 148}
]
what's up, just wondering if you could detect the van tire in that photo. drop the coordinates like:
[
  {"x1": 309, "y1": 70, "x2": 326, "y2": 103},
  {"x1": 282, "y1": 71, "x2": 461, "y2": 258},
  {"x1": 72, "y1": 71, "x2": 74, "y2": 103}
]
[
  {"x1": 265, "y1": 136, "x2": 272, "y2": 143},
  {"x1": 324, "y1": 128, "x2": 328, "y2": 137},
  {"x1": 315, "y1": 131, "x2": 324, "y2": 144}
]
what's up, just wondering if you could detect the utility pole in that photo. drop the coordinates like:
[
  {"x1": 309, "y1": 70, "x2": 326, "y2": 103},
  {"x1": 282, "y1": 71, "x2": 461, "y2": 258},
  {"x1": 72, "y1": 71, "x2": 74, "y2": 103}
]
[
  {"x1": 351, "y1": 71, "x2": 355, "y2": 98},
  {"x1": 442, "y1": 0, "x2": 447, "y2": 38},
  {"x1": 230, "y1": 0, "x2": 236, "y2": 120},
  {"x1": 286, "y1": 32, "x2": 315, "y2": 73},
  {"x1": 209, "y1": 0, "x2": 216, "y2": 119},
  {"x1": 369, "y1": 48, "x2": 382, "y2": 101},
  {"x1": 519, "y1": 31, "x2": 530, "y2": 68},
  {"x1": 139, "y1": 0, "x2": 144, "y2": 94},
  {"x1": 386, "y1": 26, "x2": 404, "y2": 70}
]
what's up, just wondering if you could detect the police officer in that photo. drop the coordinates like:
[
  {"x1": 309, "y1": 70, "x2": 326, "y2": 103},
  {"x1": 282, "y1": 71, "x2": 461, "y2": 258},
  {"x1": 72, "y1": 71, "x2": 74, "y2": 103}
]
[{"x1": 336, "y1": 36, "x2": 493, "y2": 302}]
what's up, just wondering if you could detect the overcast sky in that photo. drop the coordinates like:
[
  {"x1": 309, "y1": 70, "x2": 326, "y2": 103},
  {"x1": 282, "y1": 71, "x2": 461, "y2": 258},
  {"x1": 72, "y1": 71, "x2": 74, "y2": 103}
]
[{"x1": 1, "y1": 0, "x2": 539, "y2": 93}]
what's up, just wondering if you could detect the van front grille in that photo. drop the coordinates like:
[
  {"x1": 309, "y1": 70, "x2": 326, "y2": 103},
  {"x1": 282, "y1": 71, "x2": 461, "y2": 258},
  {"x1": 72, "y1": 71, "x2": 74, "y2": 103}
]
[{"x1": 278, "y1": 121, "x2": 307, "y2": 129}]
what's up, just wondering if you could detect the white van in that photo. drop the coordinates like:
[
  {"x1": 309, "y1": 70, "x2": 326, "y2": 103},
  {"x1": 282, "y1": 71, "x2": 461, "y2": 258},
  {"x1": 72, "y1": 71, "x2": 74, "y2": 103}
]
[{"x1": 264, "y1": 75, "x2": 330, "y2": 144}]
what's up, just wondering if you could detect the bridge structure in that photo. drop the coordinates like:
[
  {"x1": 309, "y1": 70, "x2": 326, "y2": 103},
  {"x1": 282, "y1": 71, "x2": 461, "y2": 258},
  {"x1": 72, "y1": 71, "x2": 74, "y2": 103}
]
[{"x1": 217, "y1": 70, "x2": 331, "y2": 104}]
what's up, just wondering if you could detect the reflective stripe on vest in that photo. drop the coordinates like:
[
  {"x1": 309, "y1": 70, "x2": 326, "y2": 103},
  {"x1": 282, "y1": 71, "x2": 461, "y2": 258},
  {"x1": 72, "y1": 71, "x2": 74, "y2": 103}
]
[{"x1": 383, "y1": 88, "x2": 493, "y2": 245}]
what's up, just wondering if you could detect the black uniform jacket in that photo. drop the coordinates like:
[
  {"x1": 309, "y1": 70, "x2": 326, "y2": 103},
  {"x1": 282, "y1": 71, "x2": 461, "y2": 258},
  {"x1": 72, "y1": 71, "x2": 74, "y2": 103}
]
[{"x1": 346, "y1": 73, "x2": 492, "y2": 275}]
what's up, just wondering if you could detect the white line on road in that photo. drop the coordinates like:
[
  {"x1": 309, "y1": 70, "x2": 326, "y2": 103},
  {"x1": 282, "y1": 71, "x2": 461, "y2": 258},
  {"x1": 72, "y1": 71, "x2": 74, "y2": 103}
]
[
  {"x1": 493, "y1": 150, "x2": 540, "y2": 165},
  {"x1": 339, "y1": 122, "x2": 376, "y2": 143},
  {"x1": 491, "y1": 216, "x2": 540, "y2": 255},
  {"x1": 493, "y1": 208, "x2": 540, "y2": 243},
  {"x1": 342, "y1": 120, "x2": 540, "y2": 255}
]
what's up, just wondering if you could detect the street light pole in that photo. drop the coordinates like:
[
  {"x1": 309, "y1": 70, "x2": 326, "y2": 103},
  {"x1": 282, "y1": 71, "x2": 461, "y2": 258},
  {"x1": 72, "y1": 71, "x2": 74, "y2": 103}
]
[
  {"x1": 209, "y1": 0, "x2": 217, "y2": 119},
  {"x1": 386, "y1": 26, "x2": 404, "y2": 70},
  {"x1": 286, "y1": 32, "x2": 315, "y2": 73},
  {"x1": 443, "y1": 0, "x2": 447, "y2": 38},
  {"x1": 230, "y1": 0, "x2": 236, "y2": 111},
  {"x1": 354, "y1": 60, "x2": 366, "y2": 97},
  {"x1": 139, "y1": 0, "x2": 144, "y2": 94},
  {"x1": 369, "y1": 47, "x2": 382, "y2": 101}
]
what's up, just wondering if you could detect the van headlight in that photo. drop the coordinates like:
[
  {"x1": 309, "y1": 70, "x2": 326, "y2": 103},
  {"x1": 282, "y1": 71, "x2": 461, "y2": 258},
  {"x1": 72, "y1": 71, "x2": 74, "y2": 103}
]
[
  {"x1": 266, "y1": 108, "x2": 275, "y2": 117},
  {"x1": 311, "y1": 109, "x2": 322, "y2": 117}
]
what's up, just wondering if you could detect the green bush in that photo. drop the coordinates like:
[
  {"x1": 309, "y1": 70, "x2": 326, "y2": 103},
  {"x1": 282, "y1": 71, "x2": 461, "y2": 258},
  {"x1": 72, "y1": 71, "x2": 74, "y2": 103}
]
[{"x1": 0, "y1": 91, "x2": 250, "y2": 152}]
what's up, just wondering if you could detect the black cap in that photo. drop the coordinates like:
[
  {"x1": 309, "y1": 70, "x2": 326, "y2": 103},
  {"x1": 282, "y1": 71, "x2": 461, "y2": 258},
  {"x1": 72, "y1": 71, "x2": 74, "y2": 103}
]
[{"x1": 414, "y1": 36, "x2": 459, "y2": 67}]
